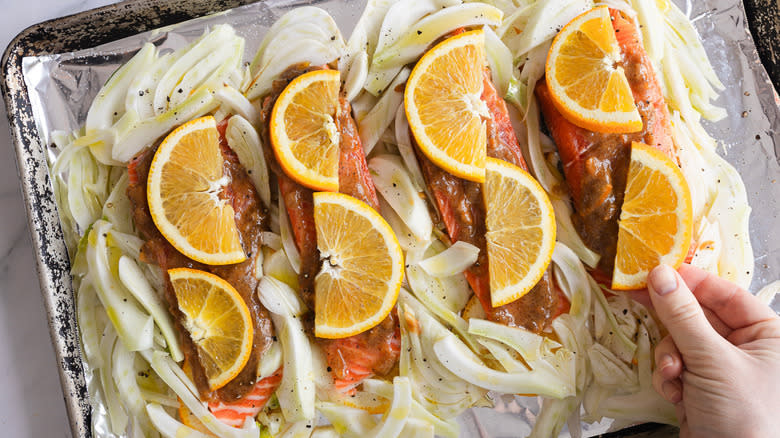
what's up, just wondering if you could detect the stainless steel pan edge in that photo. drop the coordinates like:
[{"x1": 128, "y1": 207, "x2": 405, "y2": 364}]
[{"x1": 1, "y1": 2, "x2": 256, "y2": 436}]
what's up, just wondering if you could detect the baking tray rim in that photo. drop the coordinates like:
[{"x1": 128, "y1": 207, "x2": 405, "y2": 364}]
[
  {"x1": 1, "y1": 1, "x2": 257, "y2": 436},
  {"x1": 4, "y1": 0, "x2": 772, "y2": 437}
]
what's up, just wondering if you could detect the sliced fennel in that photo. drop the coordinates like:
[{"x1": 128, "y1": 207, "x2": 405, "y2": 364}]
[
  {"x1": 377, "y1": 196, "x2": 431, "y2": 253},
  {"x1": 279, "y1": 188, "x2": 302, "y2": 274},
  {"x1": 153, "y1": 25, "x2": 238, "y2": 112},
  {"x1": 668, "y1": 106, "x2": 752, "y2": 288},
  {"x1": 339, "y1": 0, "x2": 396, "y2": 74},
  {"x1": 248, "y1": 39, "x2": 345, "y2": 102},
  {"x1": 468, "y1": 318, "x2": 580, "y2": 404},
  {"x1": 359, "y1": 68, "x2": 410, "y2": 153},
  {"x1": 86, "y1": 221, "x2": 154, "y2": 352},
  {"x1": 503, "y1": 0, "x2": 591, "y2": 59},
  {"x1": 310, "y1": 427, "x2": 339, "y2": 438},
  {"x1": 418, "y1": 241, "x2": 479, "y2": 278},
  {"x1": 688, "y1": 216, "x2": 723, "y2": 275},
  {"x1": 216, "y1": 85, "x2": 259, "y2": 125},
  {"x1": 373, "y1": 0, "x2": 461, "y2": 59},
  {"x1": 434, "y1": 331, "x2": 574, "y2": 398},
  {"x1": 592, "y1": 279, "x2": 637, "y2": 364},
  {"x1": 757, "y1": 281, "x2": 780, "y2": 306},
  {"x1": 629, "y1": 0, "x2": 665, "y2": 62},
  {"x1": 146, "y1": 403, "x2": 211, "y2": 438},
  {"x1": 495, "y1": 1, "x2": 535, "y2": 41},
  {"x1": 148, "y1": 351, "x2": 260, "y2": 438},
  {"x1": 258, "y1": 276, "x2": 307, "y2": 316},
  {"x1": 105, "y1": 24, "x2": 245, "y2": 163},
  {"x1": 468, "y1": 319, "x2": 562, "y2": 363},
  {"x1": 86, "y1": 43, "x2": 156, "y2": 134},
  {"x1": 139, "y1": 388, "x2": 178, "y2": 409},
  {"x1": 530, "y1": 314, "x2": 593, "y2": 438},
  {"x1": 111, "y1": 339, "x2": 153, "y2": 435},
  {"x1": 114, "y1": 82, "x2": 221, "y2": 163},
  {"x1": 102, "y1": 172, "x2": 135, "y2": 235},
  {"x1": 522, "y1": 92, "x2": 600, "y2": 268},
  {"x1": 107, "y1": 229, "x2": 144, "y2": 265},
  {"x1": 263, "y1": 248, "x2": 300, "y2": 290},
  {"x1": 276, "y1": 419, "x2": 316, "y2": 438},
  {"x1": 117, "y1": 256, "x2": 182, "y2": 362},
  {"x1": 258, "y1": 339, "x2": 283, "y2": 380},
  {"x1": 125, "y1": 51, "x2": 177, "y2": 121},
  {"x1": 246, "y1": 7, "x2": 345, "y2": 101},
  {"x1": 99, "y1": 330, "x2": 129, "y2": 434},
  {"x1": 361, "y1": 379, "x2": 459, "y2": 438},
  {"x1": 476, "y1": 337, "x2": 525, "y2": 372},
  {"x1": 662, "y1": 2, "x2": 724, "y2": 99},
  {"x1": 369, "y1": 154, "x2": 432, "y2": 241},
  {"x1": 63, "y1": 145, "x2": 112, "y2": 233},
  {"x1": 250, "y1": 7, "x2": 344, "y2": 74},
  {"x1": 697, "y1": 145, "x2": 753, "y2": 288},
  {"x1": 261, "y1": 232, "x2": 283, "y2": 251},
  {"x1": 371, "y1": 3, "x2": 503, "y2": 68},
  {"x1": 484, "y1": 26, "x2": 515, "y2": 96},
  {"x1": 342, "y1": 50, "x2": 369, "y2": 101},
  {"x1": 168, "y1": 36, "x2": 244, "y2": 111},
  {"x1": 399, "y1": 419, "x2": 435, "y2": 438},
  {"x1": 370, "y1": 376, "x2": 413, "y2": 438},
  {"x1": 226, "y1": 115, "x2": 271, "y2": 208},
  {"x1": 588, "y1": 343, "x2": 638, "y2": 390},
  {"x1": 257, "y1": 277, "x2": 315, "y2": 421},
  {"x1": 398, "y1": 291, "x2": 488, "y2": 419},
  {"x1": 529, "y1": 395, "x2": 582, "y2": 438},
  {"x1": 317, "y1": 402, "x2": 378, "y2": 438},
  {"x1": 405, "y1": 264, "x2": 477, "y2": 350},
  {"x1": 362, "y1": 0, "x2": 462, "y2": 95},
  {"x1": 393, "y1": 105, "x2": 427, "y2": 191},
  {"x1": 363, "y1": 379, "x2": 459, "y2": 438},
  {"x1": 77, "y1": 280, "x2": 105, "y2": 368},
  {"x1": 551, "y1": 242, "x2": 593, "y2": 320},
  {"x1": 588, "y1": 325, "x2": 677, "y2": 429}
]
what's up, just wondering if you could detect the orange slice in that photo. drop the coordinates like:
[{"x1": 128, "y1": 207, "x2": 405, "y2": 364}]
[
  {"x1": 545, "y1": 6, "x2": 643, "y2": 133},
  {"x1": 147, "y1": 116, "x2": 245, "y2": 265},
  {"x1": 270, "y1": 69, "x2": 341, "y2": 191},
  {"x1": 612, "y1": 142, "x2": 693, "y2": 290},
  {"x1": 483, "y1": 158, "x2": 556, "y2": 306},
  {"x1": 405, "y1": 29, "x2": 488, "y2": 183},
  {"x1": 168, "y1": 268, "x2": 253, "y2": 391},
  {"x1": 313, "y1": 192, "x2": 404, "y2": 339}
]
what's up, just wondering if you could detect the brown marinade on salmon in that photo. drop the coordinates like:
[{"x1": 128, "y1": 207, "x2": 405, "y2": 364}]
[
  {"x1": 414, "y1": 64, "x2": 562, "y2": 333},
  {"x1": 535, "y1": 8, "x2": 676, "y2": 277},
  {"x1": 259, "y1": 64, "x2": 400, "y2": 393},
  {"x1": 126, "y1": 120, "x2": 275, "y2": 402}
]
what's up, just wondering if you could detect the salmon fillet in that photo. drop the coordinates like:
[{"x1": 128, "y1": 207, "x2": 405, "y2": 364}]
[{"x1": 535, "y1": 8, "x2": 675, "y2": 276}]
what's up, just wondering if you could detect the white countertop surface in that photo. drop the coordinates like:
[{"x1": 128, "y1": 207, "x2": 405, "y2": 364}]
[{"x1": 0, "y1": 1, "x2": 116, "y2": 436}]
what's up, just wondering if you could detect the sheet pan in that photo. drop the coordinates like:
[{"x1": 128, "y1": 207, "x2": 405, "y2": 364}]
[{"x1": 2, "y1": 0, "x2": 778, "y2": 436}]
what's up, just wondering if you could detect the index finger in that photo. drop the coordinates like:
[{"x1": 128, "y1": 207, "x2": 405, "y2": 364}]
[{"x1": 678, "y1": 264, "x2": 777, "y2": 330}]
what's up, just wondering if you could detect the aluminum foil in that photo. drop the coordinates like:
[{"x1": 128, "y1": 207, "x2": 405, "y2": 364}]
[{"x1": 19, "y1": 0, "x2": 780, "y2": 436}]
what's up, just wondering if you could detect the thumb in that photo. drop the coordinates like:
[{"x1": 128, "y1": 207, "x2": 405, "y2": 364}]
[{"x1": 647, "y1": 264, "x2": 723, "y2": 355}]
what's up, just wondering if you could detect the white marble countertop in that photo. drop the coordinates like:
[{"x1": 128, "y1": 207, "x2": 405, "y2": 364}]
[{"x1": 0, "y1": 1, "x2": 116, "y2": 436}]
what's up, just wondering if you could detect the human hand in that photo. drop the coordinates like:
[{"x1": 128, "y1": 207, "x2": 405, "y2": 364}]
[{"x1": 646, "y1": 264, "x2": 780, "y2": 438}]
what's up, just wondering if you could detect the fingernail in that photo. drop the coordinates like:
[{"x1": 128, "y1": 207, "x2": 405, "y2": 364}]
[
  {"x1": 649, "y1": 265, "x2": 677, "y2": 296},
  {"x1": 659, "y1": 354, "x2": 674, "y2": 372},
  {"x1": 662, "y1": 380, "x2": 682, "y2": 404}
]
